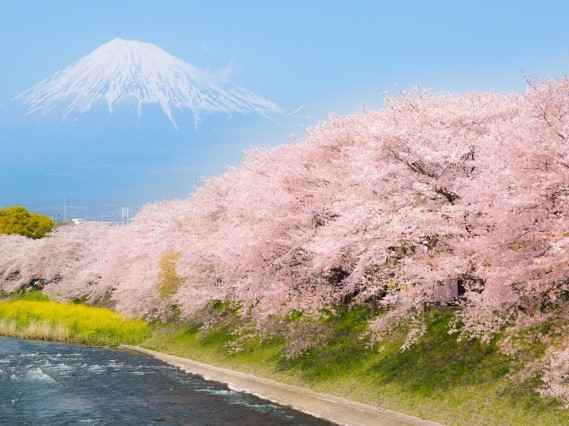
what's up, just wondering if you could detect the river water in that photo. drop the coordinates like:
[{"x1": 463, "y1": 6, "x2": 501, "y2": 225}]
[{"x1": 0, "y1": 337, "x2": 335, "y2": 425}]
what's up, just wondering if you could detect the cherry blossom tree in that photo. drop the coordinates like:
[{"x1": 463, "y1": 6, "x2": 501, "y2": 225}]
[{"x1": 1, "y1": 76, "x2": 568, "y2": 352}]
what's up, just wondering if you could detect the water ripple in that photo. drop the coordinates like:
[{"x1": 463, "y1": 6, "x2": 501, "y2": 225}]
[{"x1": 0, "y1": 337, "x2": 336, "y2": 426}]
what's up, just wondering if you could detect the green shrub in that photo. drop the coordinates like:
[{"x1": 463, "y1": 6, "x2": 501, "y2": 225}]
[
  {"x1": 0, "y1": 206, "x2": 54, "y2": 239},
  {"x1": 158, "y1": 251, "x2": 184, "y2": 299}
]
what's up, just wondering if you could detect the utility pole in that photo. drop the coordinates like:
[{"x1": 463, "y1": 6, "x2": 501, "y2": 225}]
[{"x1": 121, "y1": 207, "x2": 130, "y2": 225}]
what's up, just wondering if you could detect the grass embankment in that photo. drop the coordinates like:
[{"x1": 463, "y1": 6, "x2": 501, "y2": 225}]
[
  {"x1": 0, "y1": 292, "x2": 148, "y2": 346},
  {"x1": 143, "y1": 305, "x2": 569, "y2": 426}
]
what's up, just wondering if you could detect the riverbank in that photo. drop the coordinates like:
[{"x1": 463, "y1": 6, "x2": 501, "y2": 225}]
[
  {"x1": 123, "y1": 345, "x2": 438, "y2": 426},
  {"x1": 0, "y1": 294, "x2": 437, "y2": 425},
  {"x1": 141, "y1": 307, "x2": 569, "y2": 426},
  {"x1": 2, "y1": 295, "x2": 568, "y2": 425}
]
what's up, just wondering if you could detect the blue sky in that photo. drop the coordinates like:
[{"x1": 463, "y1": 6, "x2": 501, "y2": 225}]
[{"x1": 2, "y1": 1, "x2": 569, "y2": 219}]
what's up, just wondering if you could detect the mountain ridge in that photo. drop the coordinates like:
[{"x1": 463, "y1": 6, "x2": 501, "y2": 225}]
[{"x1": 16, "y1": 38, "x2": 280, "y2": 128}]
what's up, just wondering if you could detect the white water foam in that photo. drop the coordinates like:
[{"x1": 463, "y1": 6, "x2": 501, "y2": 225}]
[{"x1": 24, "y1": 367, "x2": 57, "y2": 384}]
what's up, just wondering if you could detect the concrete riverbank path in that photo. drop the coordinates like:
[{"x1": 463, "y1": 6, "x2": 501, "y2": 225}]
[{"x1": 121, "y1": 345, "x2": 441, "y2": 426}]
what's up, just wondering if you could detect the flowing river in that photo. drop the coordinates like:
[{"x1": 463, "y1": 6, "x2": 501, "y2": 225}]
[{"x1": 0, "y1": 337, "x2": 336, "y2": 425}]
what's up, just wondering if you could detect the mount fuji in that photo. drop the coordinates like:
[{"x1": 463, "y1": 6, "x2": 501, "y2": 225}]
[
  {"x1": 2, "y1": 38, "x2": 289, "y2": 221},
  {"x1": 16, "y1": 38, "x2": 281, "y2": 129}
]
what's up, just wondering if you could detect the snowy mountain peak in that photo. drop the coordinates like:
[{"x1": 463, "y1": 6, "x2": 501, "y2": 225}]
[{"x1": 16, "y1": 38, "x2": 281, "y2": 128}]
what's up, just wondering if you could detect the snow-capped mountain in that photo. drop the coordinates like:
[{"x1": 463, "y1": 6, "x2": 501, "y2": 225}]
[{"x1": 16, "y1": 38, "x2": 280, "y2": 128}]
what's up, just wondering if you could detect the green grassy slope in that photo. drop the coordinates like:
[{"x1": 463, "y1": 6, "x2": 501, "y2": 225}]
[{"x1": 143, "y1": 306, "x2": 569, "y2": 426}]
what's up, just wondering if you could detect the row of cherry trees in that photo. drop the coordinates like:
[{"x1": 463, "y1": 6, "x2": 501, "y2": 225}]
[{"x1": 1, "y1": 76, "x2": 569, "y2": 400}]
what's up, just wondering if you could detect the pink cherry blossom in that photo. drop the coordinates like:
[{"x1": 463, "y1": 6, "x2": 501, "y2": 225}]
[{"x1": 1, "y1": 77, "x2": 568, "y2": 348}]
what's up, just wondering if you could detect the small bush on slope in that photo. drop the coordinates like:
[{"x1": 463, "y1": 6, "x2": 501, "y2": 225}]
[{"x1": 159, "y1": 251, "x2": 184, "y2": 300}]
